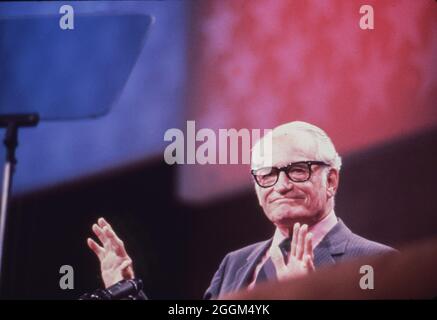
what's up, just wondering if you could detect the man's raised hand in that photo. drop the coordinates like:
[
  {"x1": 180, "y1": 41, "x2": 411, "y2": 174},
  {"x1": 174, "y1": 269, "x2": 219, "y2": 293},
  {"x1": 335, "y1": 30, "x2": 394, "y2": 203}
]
[
  {"x1": 271, "y1": 222, "x2": 315, "y2": 281},
  {"x1": 87, "y1": 217, "x2": 135, "y2": 288}
]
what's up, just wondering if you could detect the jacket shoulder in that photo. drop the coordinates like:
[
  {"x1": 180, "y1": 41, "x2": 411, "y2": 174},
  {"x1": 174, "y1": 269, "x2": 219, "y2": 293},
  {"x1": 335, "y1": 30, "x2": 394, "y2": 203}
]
[
  {"x1": 345, "y1": 232, "x2": 397, "y2": 257},
  {"x1": 225, "y1": 239, "x2": 270, "y2": 262},
  {"x1": 203, "y1": 239, "x2": 270, "y2": 299}
]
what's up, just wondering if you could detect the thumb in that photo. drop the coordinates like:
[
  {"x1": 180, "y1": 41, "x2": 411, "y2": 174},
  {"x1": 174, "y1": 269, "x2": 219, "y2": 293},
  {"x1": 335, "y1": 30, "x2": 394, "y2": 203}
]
[
  {"x1": 270, "y1": 246, "x2": 286, "y2": 270},
  {"x1": 120, "y1": 260, "x2": 135, "y2": 278},
  {"x1": 304, "y1": 254, "x2": 315, "y2": 272},
  {"x1": 119, "y1": 259, "x2": 132, "y2": 270}
]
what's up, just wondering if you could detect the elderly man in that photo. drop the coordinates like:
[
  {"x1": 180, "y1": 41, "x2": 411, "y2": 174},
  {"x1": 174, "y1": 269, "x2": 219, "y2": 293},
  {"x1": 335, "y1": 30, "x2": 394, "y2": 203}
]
[{"x1": 87, "y1": 121, "x2": 395, "y2": 299}]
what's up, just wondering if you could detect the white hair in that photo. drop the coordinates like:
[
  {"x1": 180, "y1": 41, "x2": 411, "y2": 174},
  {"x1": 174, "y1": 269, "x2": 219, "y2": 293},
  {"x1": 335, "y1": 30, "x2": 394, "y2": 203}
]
[{"x1": 253, "y1": 121, "x2": 342, "y2": 171}]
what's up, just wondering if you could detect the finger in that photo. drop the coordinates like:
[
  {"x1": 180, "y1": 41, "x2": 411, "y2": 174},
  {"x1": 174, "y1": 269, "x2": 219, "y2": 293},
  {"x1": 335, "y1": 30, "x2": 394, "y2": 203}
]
[
  {"x1": 290, "y1": 222, "x2": 300, "y2": 257},
  {"x1": 98, "y1": 218, "x2": 119, "y2": 250},
  {"x1": 98, "y1": 217, "x2": 113, "y2": 231},
  {"x1": 104, "y1": 227, "x2": 128, "y2": 256},
  {"x1": 296, "y1": 224, "x2": 308, "y2": 260},
  {"x1": 87, "y1": 238, "x2": 104, "y2": 260},
  {"x1": 92, "y1": 223, "x2": 110, "y2": 249},
  {"x1": 304, "y1": 232, "x2": 313, "y2": 260}
]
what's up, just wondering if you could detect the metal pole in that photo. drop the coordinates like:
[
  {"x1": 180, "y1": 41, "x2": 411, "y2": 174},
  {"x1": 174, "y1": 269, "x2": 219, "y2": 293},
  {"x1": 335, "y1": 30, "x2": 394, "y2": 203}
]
[
  {"x1": 0, "y1": 114, "x2": 39, "y2": 293},
  {"x1": 0, "y1": 161, "x2": 13, "y2": 283}
]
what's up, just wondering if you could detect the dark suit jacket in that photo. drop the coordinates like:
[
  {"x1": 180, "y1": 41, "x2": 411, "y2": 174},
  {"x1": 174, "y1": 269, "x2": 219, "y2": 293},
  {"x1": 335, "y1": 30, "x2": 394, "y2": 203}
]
[{"x1": 203, "y1": 219, "x2": 396, "y2": 299}]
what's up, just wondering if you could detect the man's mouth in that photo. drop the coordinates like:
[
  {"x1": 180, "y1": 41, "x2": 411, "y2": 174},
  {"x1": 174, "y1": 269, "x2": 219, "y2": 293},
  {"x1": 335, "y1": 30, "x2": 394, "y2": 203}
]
[{"x1": 270, "y1": 196, "x2": 304, "y2": 203}]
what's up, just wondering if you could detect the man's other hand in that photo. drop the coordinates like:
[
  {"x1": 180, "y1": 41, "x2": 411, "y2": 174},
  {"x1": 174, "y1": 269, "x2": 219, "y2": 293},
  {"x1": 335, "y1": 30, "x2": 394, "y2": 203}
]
[{"x1": 87, "y1": 217, "x2": 135, "y2": 288}]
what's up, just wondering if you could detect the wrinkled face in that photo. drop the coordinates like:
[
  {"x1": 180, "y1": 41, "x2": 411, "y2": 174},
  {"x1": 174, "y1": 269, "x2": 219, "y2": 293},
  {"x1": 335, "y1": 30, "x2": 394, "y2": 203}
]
[{"x1": 252, "y1": 132, "x2": 338, "y2": 230}]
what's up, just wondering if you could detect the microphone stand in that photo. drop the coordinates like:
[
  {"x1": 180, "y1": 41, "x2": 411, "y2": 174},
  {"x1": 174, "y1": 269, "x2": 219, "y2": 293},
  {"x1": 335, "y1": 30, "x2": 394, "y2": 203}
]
[
  {"x1": 79, "y1": 278, "x2": 146, "y2": 300},
  {"x1": 0, "y1": 113, "x2": 39, "y2": 290}
]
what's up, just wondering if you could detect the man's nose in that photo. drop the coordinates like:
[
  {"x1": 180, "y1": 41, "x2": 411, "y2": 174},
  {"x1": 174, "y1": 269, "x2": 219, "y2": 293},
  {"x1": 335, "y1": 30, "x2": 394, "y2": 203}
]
[{"x1": 274, "y1": 171, "x2": 294, "y2": 193}]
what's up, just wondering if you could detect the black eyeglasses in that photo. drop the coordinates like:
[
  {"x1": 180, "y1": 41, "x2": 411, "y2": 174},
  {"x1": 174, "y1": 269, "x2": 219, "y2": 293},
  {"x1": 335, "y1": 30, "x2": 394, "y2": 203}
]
[{"x1": 251, "y1": 161, "x2": 330, "y2": 188}]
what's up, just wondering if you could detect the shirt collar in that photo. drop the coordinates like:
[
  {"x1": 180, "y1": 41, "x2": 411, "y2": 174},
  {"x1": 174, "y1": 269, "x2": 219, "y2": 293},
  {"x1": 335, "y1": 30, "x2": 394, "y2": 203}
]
[{"x1": 270, "y1": 210, "x2": 338, "y2": 251}]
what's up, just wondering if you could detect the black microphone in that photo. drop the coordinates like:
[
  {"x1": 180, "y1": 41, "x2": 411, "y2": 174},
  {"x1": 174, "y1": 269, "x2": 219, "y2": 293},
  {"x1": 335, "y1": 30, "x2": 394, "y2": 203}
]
[{"x1": 79, "y1": 278, "x2": 144, "y2": 300}]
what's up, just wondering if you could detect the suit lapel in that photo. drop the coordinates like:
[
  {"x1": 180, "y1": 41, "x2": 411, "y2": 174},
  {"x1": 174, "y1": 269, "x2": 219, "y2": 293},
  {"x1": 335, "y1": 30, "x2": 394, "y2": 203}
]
[
  {"x1": 233, "y1": 239, "x2": 272, "y2": 291},
  {"x1": 313, "y1": 219, "x2": 351, "y2": 267}
]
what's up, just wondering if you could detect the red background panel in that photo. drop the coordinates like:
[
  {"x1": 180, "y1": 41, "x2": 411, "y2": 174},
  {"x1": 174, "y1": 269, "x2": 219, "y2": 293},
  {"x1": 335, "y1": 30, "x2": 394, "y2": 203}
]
[{"x1": 179, "y1": 0, "x2": 437, "y2": 202}]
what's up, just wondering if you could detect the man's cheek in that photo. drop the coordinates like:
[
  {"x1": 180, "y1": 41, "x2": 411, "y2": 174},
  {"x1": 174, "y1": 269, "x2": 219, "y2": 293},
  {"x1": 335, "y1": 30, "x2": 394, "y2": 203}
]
[
  {"x1": 261, "y1": 190, "x2": 270, "y2": 205},
  {"x1": 262, "y1": 195, "x2": 269, "y2": 209}
]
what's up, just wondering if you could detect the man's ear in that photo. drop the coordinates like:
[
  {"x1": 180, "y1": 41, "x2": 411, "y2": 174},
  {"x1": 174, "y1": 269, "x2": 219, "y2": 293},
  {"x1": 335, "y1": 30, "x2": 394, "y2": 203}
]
[{"x1": 326, "y1": 168, "x2": 339, "y2": 198}]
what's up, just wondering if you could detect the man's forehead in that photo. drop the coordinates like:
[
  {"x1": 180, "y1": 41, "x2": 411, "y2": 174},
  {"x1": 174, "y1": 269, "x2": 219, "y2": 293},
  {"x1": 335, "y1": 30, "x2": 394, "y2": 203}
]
[{"x1": 251, "y1": 131, "x2": 318, "y2": 168}]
